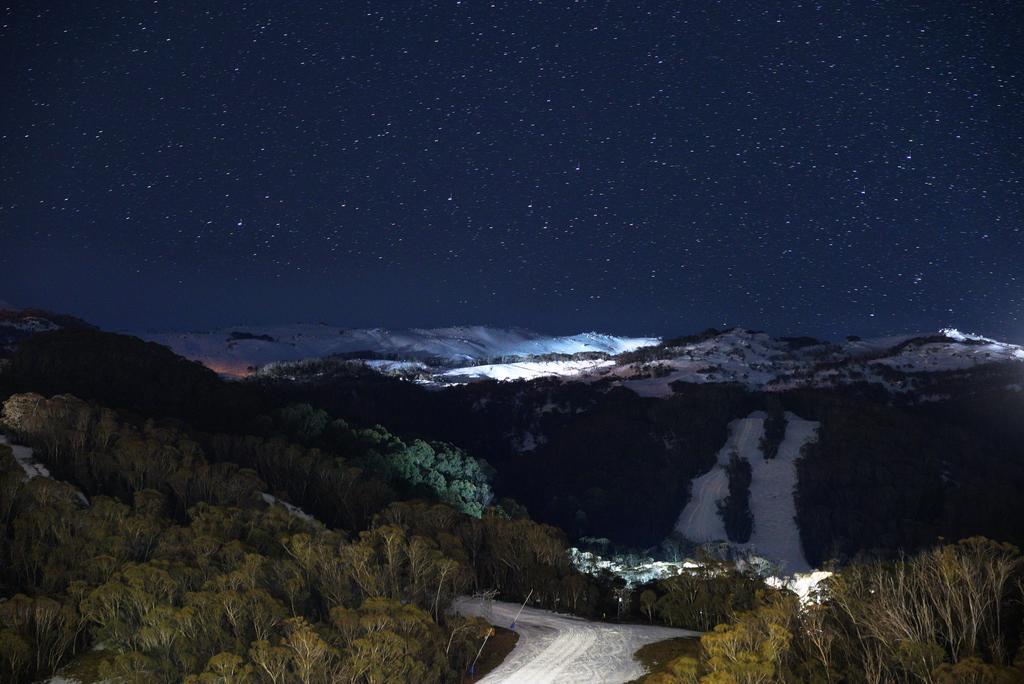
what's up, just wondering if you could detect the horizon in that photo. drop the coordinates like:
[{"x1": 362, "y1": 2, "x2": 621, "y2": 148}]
[{"x1": 3, "y1": 298, "x2": 1023, "y2": 346}]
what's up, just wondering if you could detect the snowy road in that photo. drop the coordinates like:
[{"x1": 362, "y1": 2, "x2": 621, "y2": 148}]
[{"x1": 453, "y1": 597, "x2": 698, "y2": 683}]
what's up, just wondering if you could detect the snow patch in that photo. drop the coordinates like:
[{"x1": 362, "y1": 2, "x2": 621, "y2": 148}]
[
  {"x1": 259, "y1": 492, "x2": 315, "y2": 522},
  {"x1": 0, "y1": 434, "x2": 50, "y2": 480},
  {"x1": 766, "y1": 570, "x2": 833, "y2": 604},
  {"x1": 939, "y1": 327, "x2": 992, "y2": 343},
  {"x1": 0, "y1": 434, "x2": 89, "y2": 506}
]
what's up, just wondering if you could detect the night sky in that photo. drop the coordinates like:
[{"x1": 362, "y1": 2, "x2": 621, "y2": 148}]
[{"x1": 2, "y1": 2, "x2": 1022, "y2": 340}]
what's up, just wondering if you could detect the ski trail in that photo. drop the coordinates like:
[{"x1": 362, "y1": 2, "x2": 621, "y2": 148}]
[
  {"x1": 746, "y1": 413, "x2": 818, "y2": 573},
  {"x1": 674, "y1": 411, "x2": 818, "y2": 573},
  {"x1": 675, "y1": 412, "x2": 765, "y2": 542}
]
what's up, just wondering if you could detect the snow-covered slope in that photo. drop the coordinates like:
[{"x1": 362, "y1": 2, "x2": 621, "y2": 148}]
[
  {"x1": 675, "y1": 411, "x2": 818, "y2": 573},
  {"x1": 602, "y1": 328, "x2": 1024, "y2": 397},
  {"x1": 131, "y1": 321, "x2": 1022, "y2": 391},
  {"x1": 442, "y1": 358, "x2": 616, "y2": 382},
  {"x1": 675, "y1": 414, "x2": 764, "y2": 544},
  {"x1": 134, "y1": 324, "x2": 658, "y2": 377}
]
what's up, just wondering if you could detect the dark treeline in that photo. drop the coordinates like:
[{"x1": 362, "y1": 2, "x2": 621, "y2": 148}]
[
  {"x1": 259, "y1": 368, "x2": 756, "y2": 547},
  {"x1": 1, "y1": 329, "x2": 266, "y2": 430},
  {"x1": 759, "y1": 403, "x2": 786, "y2": 460},
  {"x1": 786, "y1": 388, "x2": 1024, "y2": 567},
  {"x1": 718, "y1": 452, "x2": 753, "y2": 544}
]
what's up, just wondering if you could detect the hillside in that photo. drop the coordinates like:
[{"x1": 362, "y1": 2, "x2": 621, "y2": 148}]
[
  {"x1": 134, "y1": 322, "x2": 1024, "y2": 402},
  {"x1": 0, "y1": 307, "x2": 97, "y2": 358},
  {"x1": 134, "y1": 324, "x2": 658, "y2": 377}
]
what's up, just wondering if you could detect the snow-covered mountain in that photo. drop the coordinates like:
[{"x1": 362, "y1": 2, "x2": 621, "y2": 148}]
[
  {"x1": 134, "y1": 324, "x2": 658, "y2": 377},
  {"x1": 134, "y1": 323, "x2": 1024, "y2": 393},
  {"x1": 598, "y1": 327, "x2": 1024, "y2": 397},
  {"x1": 0, "y1": 307, "x2": 97, "y2": 357}
]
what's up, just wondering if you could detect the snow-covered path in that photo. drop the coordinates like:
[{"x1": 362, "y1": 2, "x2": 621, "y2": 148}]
[
  {"x1": 453, "y1": 598, "x2": 698, "y2": 683},
  {"x1": 675, "y1": 412, "x2": 765, "y2": 543}
]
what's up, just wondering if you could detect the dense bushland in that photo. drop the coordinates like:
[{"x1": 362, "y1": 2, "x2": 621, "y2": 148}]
[
  {"x1": 0, "y1": 394, "x2": 607, "y2": 683},
  {"x1": 637, "y1": 538, "x2": 1024, "y2": 683},
  {"x1": 789, "y1": 390, "x2": 1024, "y2": 567}
]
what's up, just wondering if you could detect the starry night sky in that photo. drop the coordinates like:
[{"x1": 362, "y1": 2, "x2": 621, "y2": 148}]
[{"x1": 1, "y1": 1, "x2": 1022, "y2": 340}]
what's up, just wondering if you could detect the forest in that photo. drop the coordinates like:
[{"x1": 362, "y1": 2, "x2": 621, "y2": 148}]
[
  {"x1": 633, "y1": 539, "x2": 1024, "y2": 683},
  {"x1": 0, "y1": 392, "x2": 619, "y2": 683}
]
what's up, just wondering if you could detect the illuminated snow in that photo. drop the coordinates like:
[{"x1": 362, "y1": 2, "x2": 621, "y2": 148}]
[
  {"x1": 137, "y1": 324, "x2": 658, "y2": 378},
  {"x1": 674, "y1": 411, "x2": 817, "y2": 574}
]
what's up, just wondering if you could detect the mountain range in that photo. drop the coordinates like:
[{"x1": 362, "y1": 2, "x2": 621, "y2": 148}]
[
  {"x1": 129, "y1": 321, "x2": 1024, "y2": 399},
  {"x1": 3, "y1": 307, "x2": 1024, "y2": 573}
]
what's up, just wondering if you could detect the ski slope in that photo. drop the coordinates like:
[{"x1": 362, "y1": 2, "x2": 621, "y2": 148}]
[
  {"x1": 453, "y1": 597, "x2": 698, "y2": 683},
  {"x1": 675, "y1": 413, "x2": 765, "y2": 543},
  {"x1": 674, "y1": 411, "x2": 817, "y2": 573},
  {"x1": 746, "y1": 413, "x2": 817, "y2": 574}
]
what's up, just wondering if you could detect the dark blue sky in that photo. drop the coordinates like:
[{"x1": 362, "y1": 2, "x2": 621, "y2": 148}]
[{"x1": 2, "y1": 1, "x2": 1022, "y2": 340}]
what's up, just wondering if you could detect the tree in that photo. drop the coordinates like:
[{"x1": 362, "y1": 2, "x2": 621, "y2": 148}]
[
  {"x1": 189, "y1": 652, "x2": 254, "y2": 684},
  {"x1": 282, "y1": 617, "x2": 335, "y2": 684},
  {"x1": 641, "y1": 589, "x2": 658, "y2": 623},
  {"x1": 248, "y1": 640, "x2": 290, "y2": 684},
  {"x1": 699, "y1": 596, "x2": 797, "y2": 684}
]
